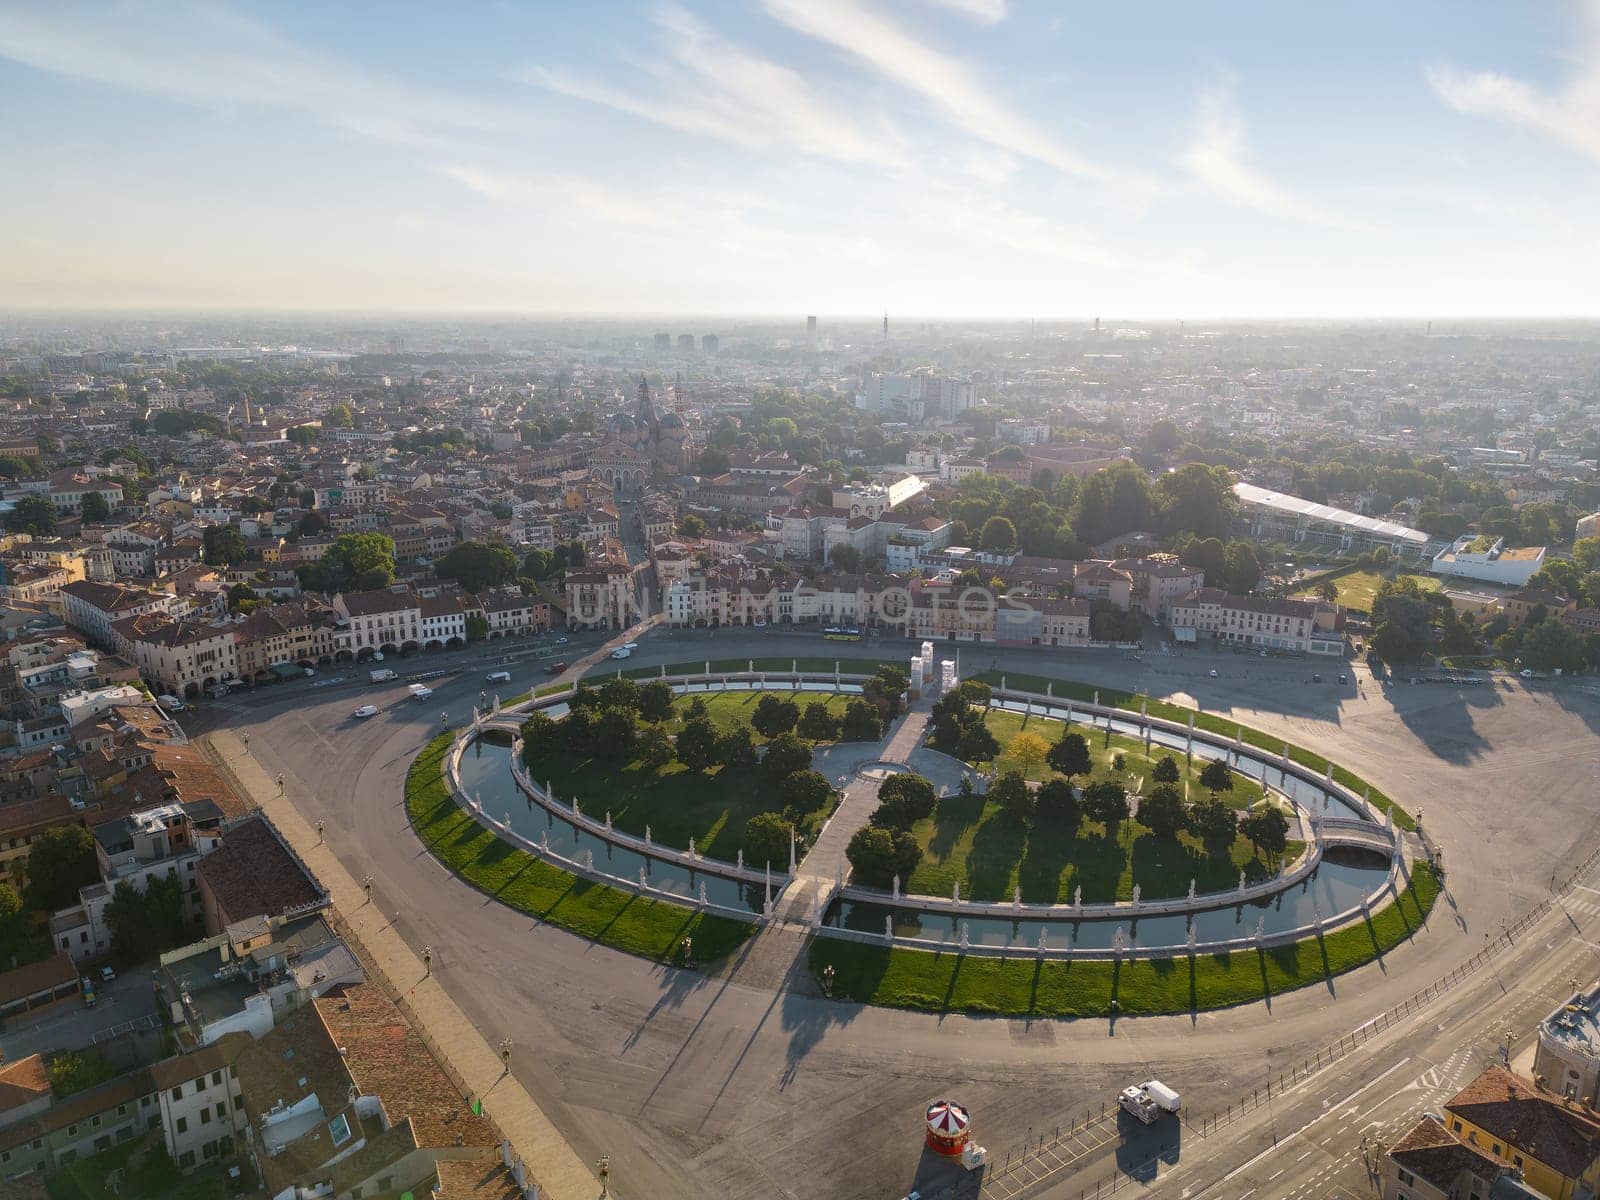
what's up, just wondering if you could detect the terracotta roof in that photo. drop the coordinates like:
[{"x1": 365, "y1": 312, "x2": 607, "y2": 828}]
[
  {"x1": 196, "y1": 814, "x2": 323, "y2": 924},
  {"x1": 0, "y1": 952, "x2": 78, "y2": 1008},
  {"x1": 313, "y1": 983, "x2": 496, "y2": 1150},
  {"x1": 1388, "y1": 1115, "x2": 1505, "y2": 1191},
  {"x1": 1445, "y1": 1066, "x2": 1600, "y2": 1179},
  {"x1": 434, "y1": 1161, "x2": 524, "y2": 1199},
  {"x1": 0, "y1": 1055, "x2": 50, "y2": 1114}
]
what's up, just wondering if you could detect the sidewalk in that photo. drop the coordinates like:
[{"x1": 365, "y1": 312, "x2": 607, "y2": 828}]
[{"x1": 202, "y1": 729, "x2": 602, "y2": 1200}]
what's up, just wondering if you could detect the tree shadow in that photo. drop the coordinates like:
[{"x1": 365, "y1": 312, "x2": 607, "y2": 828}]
[{"x1": 966, "y1": 813, "x2": 1028, "y2": 899}]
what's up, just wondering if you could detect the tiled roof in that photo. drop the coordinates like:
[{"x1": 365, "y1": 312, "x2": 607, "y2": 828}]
[
  {"x1": 196, "y1": 814, "x2": 323, "y2": 924},
  {"x1": 0, "y1": 1055, "x2": 50, "y2": 1114},
  {"x1": 1445, "y1": 1066, "x2": 1600, "y2": 1178},
  {"x1": 314, "y1": 984, "x2": 496, "y2": 1150},
  {"x1": 1388, "y1": 1115, "x2": 1504, "y2": 1190},
  {"x1": 0, "y1": 952, "x2": 78, "y2": 1008},
  {"x1": 434, "y1": 1161, "x2": 525, "y2": 1199}
]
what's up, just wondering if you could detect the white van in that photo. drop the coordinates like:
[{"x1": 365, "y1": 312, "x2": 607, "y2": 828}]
[
  {"x1": 157, "y1": 694, "x2": 186, "y2": 712},
  {"x1": 485, "y1": 670, "x2": 512, "y2": 683}
]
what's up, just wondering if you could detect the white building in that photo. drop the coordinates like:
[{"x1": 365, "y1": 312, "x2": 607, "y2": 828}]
[
  {"x1": 1169, "y1": 589, "x2": 1343, "y2": 655},
  {"x1": 1430, "y1": 535, "x2": 1546, "y2": 587}
]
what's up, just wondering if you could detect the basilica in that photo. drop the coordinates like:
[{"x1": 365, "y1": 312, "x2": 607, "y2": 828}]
[{"x1": 590, "y1": 376, "x2": 692, "y2": 497}]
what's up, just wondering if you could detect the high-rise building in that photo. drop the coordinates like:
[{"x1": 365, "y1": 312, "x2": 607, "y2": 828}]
[
  {"x1": 856, "y1": 370, "x2": 974, "y2": 419},
  {"x1": 806, "y1": 315, "x2": 817, "y2": 341},
  {"x1": 653, "y1": 332, "x2": 671, "y2": 351},
  {"x1": 702, "y1": 334, "x2": 719, "y2": 353},
  {"x1": 677, "y1": 333, "x2": 694, "y2": 351}
]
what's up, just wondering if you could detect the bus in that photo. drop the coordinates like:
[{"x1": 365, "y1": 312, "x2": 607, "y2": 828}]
[{"x1": 823, "y1": 626, "x2": 862, "y2": 641}]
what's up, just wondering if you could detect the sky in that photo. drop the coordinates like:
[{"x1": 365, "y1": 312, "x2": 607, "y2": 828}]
[{"x1": 1, "y1": 0, "x2": 1598, "y2": 318}]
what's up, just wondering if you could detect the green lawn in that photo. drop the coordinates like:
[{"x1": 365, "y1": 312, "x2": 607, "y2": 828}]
[
  {"x1": 663, "y1": 690, "x2": 855, "y2": 740},
  {"x1": 981, "y1": 709, "x2": 1265, "y2": 809},
  {"x1": 1292, "y1": 569, "x2": 1440, "y2": 612},
  {"x1": 407, "y1": 734, "x2": 754, "y2": 964},
  {"x1": 973, "y1": 669, "x2": 1414, "y2": 830},
  {"x1": 813, "y1": 863, "x2": 1440, "y2": 1017},
  {"x1": 905, "y1": 789, "x2": 1298, "y2": 904}
]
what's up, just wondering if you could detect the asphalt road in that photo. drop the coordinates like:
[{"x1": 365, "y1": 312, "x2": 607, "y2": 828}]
[{"x1": 188, "y1": 625, "x2": 1600, "y2": 1200}]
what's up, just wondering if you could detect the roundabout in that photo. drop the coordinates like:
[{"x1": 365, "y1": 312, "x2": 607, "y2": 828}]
[{"x1": 201, "y1": 629, "x2": 1600, "y2": 1200}]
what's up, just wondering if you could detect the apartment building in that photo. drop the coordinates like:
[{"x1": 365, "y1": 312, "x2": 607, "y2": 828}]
[
  {"x1": 111, "y1": 612, "x2": 240, "y2": 699},
  {"x1": 333, "y1": 587, "x2": 422, "y2": 655},
  {"x1": 1169, "y1": 589, "x2": 1342, "y2": 655},
  {"x1": 60, "y1": 580, "x2": 178, "y2": 649}
]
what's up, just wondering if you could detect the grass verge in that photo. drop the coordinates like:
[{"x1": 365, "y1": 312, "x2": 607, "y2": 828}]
[
  {"x1": 406, "y1": 733, "x2": 754, "y2": 964},
  {"x1": 810, "y1": 862, "x2": 1439, "y2": 1017}
]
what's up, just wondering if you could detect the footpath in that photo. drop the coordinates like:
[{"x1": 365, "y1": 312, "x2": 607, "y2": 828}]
[{"x1": 202, "y1": 729, "x2": 603, "y2": 1200}]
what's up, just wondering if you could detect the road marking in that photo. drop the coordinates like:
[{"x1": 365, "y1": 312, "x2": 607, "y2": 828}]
[
  {"x1": 1268, "y1": 1168, "x2": 1284, "y2": 1180},
  {"x1": 1217, "y1": 1057, "x2": 1411, "y2": 1185},
  {"x1": 1574, "y1": 884, "x2": 1600, "y2": 896}
]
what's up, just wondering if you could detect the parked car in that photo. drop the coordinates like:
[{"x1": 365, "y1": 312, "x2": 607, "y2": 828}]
[
  {"x1": 353, "y1": 704, "x2": 379, "y2": 718},
  {"x1": 1208, "y1": 668, "x2": 1218, "y2": 678},
  {"x1": 546, "y1": 661, "x2": 568, "y2": 675},
  {"x1": 100, "y1": 966, "x2": 116, "y2": 985},
  {"x1": 1338, "y1": 673, "x2": 1348, "y2": 684}
]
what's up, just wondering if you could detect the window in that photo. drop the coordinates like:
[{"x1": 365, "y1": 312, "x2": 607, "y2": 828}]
[
  {"x1": 202, "y1": 1140, "x2": 217, "y2": 1159},
  {"x1": 94, "y1": 1135, "x2": 111, "y2": 1152},
  {"x1": 1398, "y1": 1168, "x2": 1415, "y2": 1185},
  {"x1": 178, "y1": 1151, "x2": 194, "y2": 1169},
  {"x1": 67, "y1": 1124, "x2": 77, "y2": 1137},
  {"x1": 219, "y1": 1135, "x2": 232, "y2": 1155},
  {"x1": 211, "y1": 1071, "x2": 222, "y2": 1087},
  {"x1": 215, "y1": 1103, "x2": 226, "y2": 1120},
  {"x1": 328, "y1": 1113, "x2": 352, "y2": 1147},
  {"x1": 200, "y1": 1108, "x2": 212, "y2": 1125},
  {"x1": 175, "y1": 1117, "x2": 187, "y2": 1134},
  {"x1": 1452, "y1": 1120, "x2": 1463, "y2": 1132},
  {"x1": 1514, "y1": 1155, "x2": 1523, "y2": 1167},
  {"x1": 171, "y1": 1086, "x2": 183, "y2": 1102}
]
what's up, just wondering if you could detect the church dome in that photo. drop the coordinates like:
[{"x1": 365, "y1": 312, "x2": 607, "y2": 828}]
[{"x1": 659, "y1": 412, "x2": 685, "y2": 430}]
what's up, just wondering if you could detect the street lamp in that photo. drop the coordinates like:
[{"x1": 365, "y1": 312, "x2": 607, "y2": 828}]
[
  {"x1": 315, "y1": 819, "x2": 325, "y2": 844},
  {"x1": 362, "y1": 875, "x2": 373, "y2": 905},
  {"x1": 241, "y1": 732, "x2": 251, "y2": 752},
  {"x1": 597, "y1": 1156, "x2": 611, "y2": 1198},
  {"x1": 1503, "y1": 1030, "x2": 1516, "y2": 1065},
  {"x1": 499, "y1": 1037, "x2": 513, "y2": 1072},
  {"x1": 421, "y1": 945, "x2": 433, "y2": 976},
  {"x1": 276, "y1": 773, "x2": 285, "y2": 796},
  {"x1": 821, "y1": 963, "x2": 835, "y2": 997}
]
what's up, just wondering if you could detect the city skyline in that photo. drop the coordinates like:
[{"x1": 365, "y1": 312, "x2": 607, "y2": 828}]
[{"x1": 2, "y1": 1, "x2": 1598, "y2": 316}]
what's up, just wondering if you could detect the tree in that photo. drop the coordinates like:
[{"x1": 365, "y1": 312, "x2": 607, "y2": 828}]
[
  {"x1": 1220, "y1": 542, "x2": 1263, "y2": 594},
  {"x1": 780, "y1": 769, "x2": 833, "y2": 815},
  {"x1": 845, "y1": 825, "x2": 922, "y2": 888},
  {"x1": 797, "y1": 701, "x2": 841, "y2": 741},
  {"x1": 841, "y1": 698, "x2": 883, "y2": 742},
  {"x1": 992, "y1": 771, "x2": 1035, "y2": 826},
  {"x1": 678, "y1": 514, "x2": 707, "y2": 538},
  {"x1": 297, "y1": 510, "x2": 329, "y2": 537},
  {"x1": 639, "y1": 725, "x2": 674, "y2": 769},
  {"x1": 1035, "y1": 778, "x2": 1082, "y2": 832},
  {"x1": 0, "y1": 882, "x2": 27, "y2": 967},
  {"x1": 1241, "y1": 806, "x2": 1290, "y2": 861},
  {"x1": 1189, "y1": 797, "x2": 1238, "y2": 856},
  {"x1": 980, "y1": 515, "x2": 1018, "y2": 551},
  {"x1": 744, "y1": 813, "x2": 794, "y2": 869},
  {"x1": 762, "y1": 732, "x2": 812, "y2": 782},
  {"x1": 4, "y1": 495, "x2": 56, "y2": 537},
  {"x1": 1082, "y1": 780, "x2": 1130, "y2": 834},
  {"x1": 828, "y1": 544, "x2": 863, "y2": 572},
  {"x1": 598, "y1": 676, "x2": 640, "y2": 712},
  {"x1": 324, "y1": 402, "x2": 354, "y2": 427},
  {"x1": 24, "y1": 825, "x2": 97, "y2": 911},
  {"x1": 1523, "y1": 618, "x2": 1586, "y2": 673},
  {"x1": 752, "y1": 694, "x2": 800, "y2": 738},
  {"x1": 958, "y1": 722, "x2": 1001, "y2": 764},
  {"x1": 301, "y1": 532, "x2": 396, "y2": 593},
  {"x1": 675, "y1": 717, "x2": 721, "y2": 773},
  {"x1": 594, "y1": 707, "x2": 639, "y2": 757},
  {"x1": 1156, "y1": 464, "x2": 1236, "y2": 541},
  {"x1": 1008, "y1": 731, "x2": 1050, "y2": 773},
  {"x1": 1197, "y1": 759, "x2": 1235, "y2": 798},
  {"x1": 1317, "y1": 579, "x2": 1339, "y2": 604},
  {"x1": 1147, "y1": 756, "x2": 1178, "y2": 785},
  {"x1": 288, "y1": 424, "x2": 318, "y2": 447},
  {"x1": 47, "y1": 1048, "x2": 118, "y2": 1099},
  {"x1": 872, "y1": 772, "x2": 937, "y2": 829},
  {"x1": 638, "y1": 680, "x2": 674, "y2": 722},
  {"x1": 226, "y1": 582, "x2": 259, "y2": 612},
  {"x1": 435, "y1": 541, "x2": 519, "y2": 593},
  {"x1": 202, "y1": 525, "x2": 249, "y2": 566},
  {"x1": 1047, "y1": 731, "x2": 1092, "y2": 780},
  {"x1": 465, "y1": 615, "x2": 489, "y2": 641},
  {"x1": 718, "y1": 724, "x2": 760, "y2": 770},
  {"x1": 79, "y1": 489, "x2": 111, "y2": 523},
  {"x1": 520, "y1": 711, "x2": 565, "y2": 757},
  {"x1": 1137, "y1": 783, "x2": 1188, "y2": 839}
]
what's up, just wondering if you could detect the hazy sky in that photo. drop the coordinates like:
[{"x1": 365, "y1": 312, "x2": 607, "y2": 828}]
[{"x1": 2, "y1": 1, "x2": 1598, "y2": 317}]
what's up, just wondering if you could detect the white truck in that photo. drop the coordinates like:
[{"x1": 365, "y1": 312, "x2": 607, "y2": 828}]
[
  {"x1": 1119, "y1": 1080, "x2": 1180, "y2": 1124},
  {"x1": 408, "y1": 683, "x2": 433, "y2": 700},
  {"x1": 370, "y1": 668, "x2": 398, "y2": 683}
]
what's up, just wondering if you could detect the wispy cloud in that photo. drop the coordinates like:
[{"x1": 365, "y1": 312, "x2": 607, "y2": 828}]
[
  {"x1": 0, "y1": 3, "x2": 531, "y2": 150},
  {"x1": 761, "y1": 0, "x2": 1119, "y2": 182},
  {"x1": 437, "y1": 164, "x2": 672, "y2": 230},
  {"x1": 1181, "y1": 84, "x2": 1366, "y2": 230},
  {"x1": 1428, "y1": 5, "x2": 1600, "y2": 163},
  {"x1": 925, "y1": 0, "x2": 1008, "y2": 25},
  {"x1": 522, "y1": 4, "x2": 903, "y2": 166}
]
